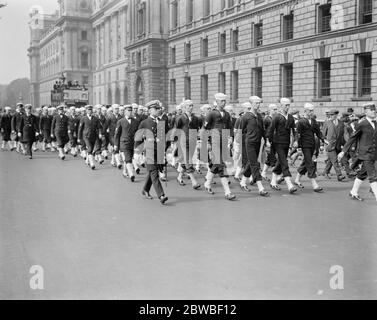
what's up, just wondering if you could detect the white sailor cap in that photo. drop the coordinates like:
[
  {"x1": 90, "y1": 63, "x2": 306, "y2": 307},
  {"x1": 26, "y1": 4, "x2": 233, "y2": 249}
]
[
  {"x1": 112, "y1": 104, "x2": 120, "y2": 109},
  {"x1": 214, "y1": 93, "x2": 228, "y2": 101},
  {"x1": 241, "y1": 102, "x2": 252, "y2": 110},
  {"x1": 4, "y1": 106, "x2": 11, "y2": 111},
  {"x1": 224, "y1": 105, "x2": 234, "y2": 113},
  {"x1": 132, "y1": 103, "x2": 139, "y2": 110},
  {"x1": 119, "y1": 105, "x2": 125, "y2": 111},
  {"x1": 200, "y1": 104, "x2": 211, "y2": 112},
  {"x1": 176, "y1": 103, "x2": 183, "y2": 111},
  {"x1": 101, "y1": 106, "x2": 107, "y2": 112},
  {"x1": 304, "y1": 103, "x2": 314, "y2": 111},
  {"x1": 249, "y1": 96, "x2": 262, "y2": 103},
  {"x1": 280, "y1": 97, "x2": 291, "y2": 105}
]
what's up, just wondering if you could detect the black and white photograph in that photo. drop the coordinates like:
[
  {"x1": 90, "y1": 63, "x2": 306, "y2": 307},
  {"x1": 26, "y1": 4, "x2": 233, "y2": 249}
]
[{"x1": 0, "y1": 0, "x2": 377, "y2": 303}]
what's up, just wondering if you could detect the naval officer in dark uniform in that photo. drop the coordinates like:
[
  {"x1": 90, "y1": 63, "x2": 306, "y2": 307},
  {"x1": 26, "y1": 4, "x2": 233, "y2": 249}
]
[
  {"x1": 51, "y1": 104, "x2": 70, "y2": 160},
  {"x1": 1, "y1": 106, "x2": 12, "y2": 151},
  {"x1": 294, "y1": 103, "x2": 325, "y2": 192},
  {"x1": 18, "y1": 104, "x2": 39, "y2": 159},
  {"x1": 78, "y1": 105, "x2": 103, "y2": 170},
  {"x1": 338, "y1": 103, "x2": 377, "y2": 202},
  {"x1": 135, "y1": 100, "x2": 168, "y2": 205},
  {"x1": 114, "y1": 105, "x2": 139, "y2": 181}
]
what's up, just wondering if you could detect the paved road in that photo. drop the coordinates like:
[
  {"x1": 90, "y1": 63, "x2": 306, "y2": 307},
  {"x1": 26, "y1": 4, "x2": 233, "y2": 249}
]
[{"x1": 0, "y1": 150, "x2": 376, "y2": 300}]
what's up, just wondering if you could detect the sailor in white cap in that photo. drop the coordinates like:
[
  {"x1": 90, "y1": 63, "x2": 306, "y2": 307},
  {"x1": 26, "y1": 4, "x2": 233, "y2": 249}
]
[
  {"x1": 236, "y1": 99, "x2": 269, "y2": 196},
  {"x1": 51, "y1": 104, "x2": 70, "y2": 160},
  {"x1": 293, "y1": 103, "x2": 325, "y2": 193},
  {"x1": 172, "y1": 99, "x2": 202, "y2": 190},
  {"x1": 266, "y1": 97, "x2": 298, "y2": 194},
  {"x1": 107, "y1": 104, "x2": 122, "y2": 168},
  {"x1": 261, "y1": 103, "x2": 278, "y2": 181},
  {"x1": 0, "y1": 106, "x2": 12, "y2": 151},
  {"x1": 203, "y1": 93, "x2": 236, "y2": 201},
  {"x1": 32, "y1": 107, "x2": 42, "y2": 152},
  {"x1": 67, "y1": 106, "x2": 80, "y2": 157},
  {"x1": 78, "y1": 105, "x2": 103, "y2": 170},
  {"x1": 11, "y1": 103, "x2": 25, "y2": 153}
]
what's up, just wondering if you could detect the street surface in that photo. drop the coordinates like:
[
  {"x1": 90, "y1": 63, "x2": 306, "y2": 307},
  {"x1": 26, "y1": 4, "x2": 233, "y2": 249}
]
[{"x1": 1, "y1": 150, "x2": 376, "y2": 299}]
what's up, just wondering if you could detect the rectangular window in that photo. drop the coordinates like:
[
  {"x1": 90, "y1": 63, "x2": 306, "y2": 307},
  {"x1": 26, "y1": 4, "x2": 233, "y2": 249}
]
[
  {"x1": 201, "y1": 37, "x2": 208, "y2": 58},
  {"x1": 137, "y1": 6, "x2": 146, "y2": 35},
  {"x1": 282, "y1": 13, "x2": 294, "y2": 41},
  {"x1": 184, "y1": 42, "x2": 191, "y2": 61},
  {"x1": 82, "y1": 75, "x2": 89, "y2": 85},
  {"x1": 172, "y1": 1, "x2": 178, "y2": 29},
  {"x1": 81, "y1": 52, "x2": 89, "y2": 68},
  {"x1": 228, "y1": 0, "x2": 235, "y2": 7},
  {"x1": 280, "y1": 64, "x2": 293, "y2": 98},
  {"x1": 316, "y1": 58, "x2": 331, "y2": 98},
  {"x1": 171, "y1": 46, "x2": 176, "y2": 64},
  {"x1": 201, "y1": 75, "x2": 209, "y2": 103},
  {"x1": 221, "y1": 0, "x2": 226, "y2": 10},
  {"x1": 360, "y1": 0, "x2": 373, "y2": 24},
  {"x1": 232, "y1": 28, "x2": 239, "y2": 51},
  {"x1": 357, "y1": 53, "x2": 372, "y2": 97},
  {"x1": 136, "y1": 51, "x2": 141, "y2": 68},
  {"x1": 254, "y1": 22, "x2": 263, "y2": 47},
  {"x1": 187, "y1": 0, "x2": 194, "y2": 24},
  {"x1": 203, "y1": 0, "x2": 210, "y2": 17},
  {"x1": 170, "y1": 79, "x2": 176, "y2": 103},
  {"x1": 218, "y1": 72, "x2": 226, "y2": 94},
  {"x1": 230, "y1": 71, "x2": 239, "y2": 102},
  {"x1": 317, "y1": 4, "x2": 331, "y2": 33},
  {"x1": 184, "y1": 76, "x2": 191, "y2": 99},
  {"x1": 81, "y1": 30, "x2": 88, "y2": 40},
  {"x1": 219, "y1": 32, "x2": 226, "y2": 54},
  {"x1": 252, "y1": 68, "x2": 263, "y2": 98}
]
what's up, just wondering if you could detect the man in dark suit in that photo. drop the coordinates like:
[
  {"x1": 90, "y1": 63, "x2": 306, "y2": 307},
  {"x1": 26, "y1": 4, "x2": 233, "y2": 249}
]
[
  {"x1": 106, "y1": 104, "x2": 122, "y2": 168},
  {"x1": 78, "y1": 105, "x2": 103, "y2": 170},
  {"x1": 173, "y1": 100, "x2": 201, "y2": 190},
  {"x1": 51, "y1": 105, "x2": 70, "y2": 160},
  {"x1": 266, "y1": 98, "x2": 297, "y2": 194},
  {"x1": 1, "y1": 106, "x2": 12, "y2": 151},
  {"x1": 39, "y1": 106, "x2": 53, "y2": 152},
  {"x1": 322, "y1": 109, "x2": 346, "y2": 181},
  {"x1": 18, "y1": 104, "x2": 39, "y2": 159},
  {"x1": 261, "y1": 103, "x2": 278, "y2": 181},
  {"x1": 136, "y1": 100, "x2": 168, "y2": 205},
  {"x1": 68, "y1": 107, "x2": 80, "y2": 157},
  {"x1": 294, "y1": 103, "x2": 325, "y2": 192},
  {"x1": 236, "y1": 97, "x2": 269, "y2": 197},
  {"x1": 204, "y1": 93, "x2": 236, "y2": 201},
  {"x1": 11, "y1": 103, "x2": 24, "y2": 153},
  {"x1": 338, "y1": 103, "x2": 377, "y2": 202},
  {"x1": 114, "y1": 105, "x2": 139, "y2": 181}
]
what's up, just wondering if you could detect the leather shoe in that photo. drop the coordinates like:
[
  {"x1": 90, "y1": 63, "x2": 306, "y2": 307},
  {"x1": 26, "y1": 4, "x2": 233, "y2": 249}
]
[
  {"x1": 205, "y1": 187, "x2": 215, "y2": 195},
  {"x1": 337, "y1": 175, "x2": 346, "y2": 182},
  {"x1": 142, "y1": 190, "x2": 153, "y2": 199},
  {"x1": 289, "y1": 186, "x2": 297, "y2": 194},
  {"x1": 192, "y1": 184, "x2": 201, "y2": 190},
  {"x1": 294, "y1": 182, "x2": 305, "y2": 189},
  {"x1": 177, "y1": 179, "x2": 186, "y2": 186},
  {"x1": 270, "y1": 184, "x2": 281, "y2": 191},
  {"x1": 240, "y1": 185, "x2": 251, "y2": 192},
  {"x1": 225, "y1": 193, "x2": 237, "y2": 201},
  {"x1": 130, "y1": 176, "x2": 135, "y2": 182},
  {"x1": 314, "y1": 187, "x2": 324, "y2": 193},
  {"x1": 259, "y1": 190, "x2": 270, "y2": 197},
  {"x1": 160, "y1": 195, "x2": 168, "y2": 205},
  {"x1": 349, "y1": 193, "x2": 363, "y2": 201}
]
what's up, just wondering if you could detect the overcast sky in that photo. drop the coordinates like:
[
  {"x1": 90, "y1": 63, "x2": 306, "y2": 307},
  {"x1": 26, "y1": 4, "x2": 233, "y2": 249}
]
[{"x1": 0, "y1": 0, "x2": 58, "y2": 84}]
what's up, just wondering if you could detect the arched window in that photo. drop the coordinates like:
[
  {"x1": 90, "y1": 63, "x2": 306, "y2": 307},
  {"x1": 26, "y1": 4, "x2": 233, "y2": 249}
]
[{"x1": 135, "y1": 76, "x2": 144, "y2": 105}]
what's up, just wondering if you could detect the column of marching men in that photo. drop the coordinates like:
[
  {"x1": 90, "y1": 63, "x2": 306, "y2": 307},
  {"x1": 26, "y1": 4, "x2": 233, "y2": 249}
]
[{"x1": 1, "y1": 94, "x2": 377, "y2": 205}]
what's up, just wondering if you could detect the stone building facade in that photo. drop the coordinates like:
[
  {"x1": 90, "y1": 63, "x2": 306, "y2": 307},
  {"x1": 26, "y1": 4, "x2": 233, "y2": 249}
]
[{"x1": 29, "y1": 0, "x2": 377, "y2": 117}]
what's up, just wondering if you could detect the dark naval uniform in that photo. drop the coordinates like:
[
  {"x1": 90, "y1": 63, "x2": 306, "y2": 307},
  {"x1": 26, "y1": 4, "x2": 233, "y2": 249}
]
[
  {"x1": 11, "y1": 111, "x2": 23, "y2": 142},
  {"x1": 39, "y1": 114, "x2": 53, "y2": 143},
  {"x1": 267, "y1": 113, "x2": 296, "y2": 178},
  {"x1": 18, "y1": 113, "x2": 39, "y2": 157},
  {"x1": 204, "y1": 109, "x2": 233, "y2": 177},
  {"x1": 263, "y1": 114, "x2": 276, "y2": 167},
  {"x1": 174, "y1": 113, "x2": 201, "y2": 173},
  {"x1": 114, "y1": 115, "x2": 139, "y2": 163},
  {"x1": 51, "y1": 113, "x2": 70, "y2": 148},
  {"x1": 237, "y1": 111, "x2": 265, "y2": 182},
  {"x1": 343, "y1": 117, "x2": 377, "y2": 183},
  {"x1": 0, "y1": 113, "x2": 12, "y2": 141},
  {"x1": 68, "y1": 114, "x2": 80, "y2": 147},
  {"x1": 137, "y1": 115, "x2": 166, "y2": 199},
  {"x1": 296, "y1": 117, "x2": 324, "y2": 179},
  {"x1": 78, "y1": 115, "x2": 102, "y2": 155}
]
